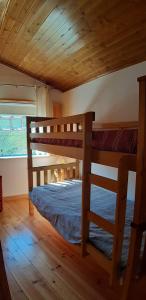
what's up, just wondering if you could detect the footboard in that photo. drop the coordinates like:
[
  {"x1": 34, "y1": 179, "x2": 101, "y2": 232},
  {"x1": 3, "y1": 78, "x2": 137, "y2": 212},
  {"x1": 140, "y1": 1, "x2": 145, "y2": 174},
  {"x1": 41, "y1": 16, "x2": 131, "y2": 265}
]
[
  {"x1": 28, "y1": 161, "x2": 80, "y2": 215},
  {"x1": 32, "y1": 161, "x2": 80, "y2": 185}
]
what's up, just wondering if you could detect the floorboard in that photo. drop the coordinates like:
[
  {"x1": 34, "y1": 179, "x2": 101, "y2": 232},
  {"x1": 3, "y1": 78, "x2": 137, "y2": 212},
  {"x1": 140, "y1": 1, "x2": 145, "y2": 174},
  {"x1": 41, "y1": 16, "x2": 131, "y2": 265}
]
[{"x1": 0, "y1": 197, "x2": 144, "y2": 300}]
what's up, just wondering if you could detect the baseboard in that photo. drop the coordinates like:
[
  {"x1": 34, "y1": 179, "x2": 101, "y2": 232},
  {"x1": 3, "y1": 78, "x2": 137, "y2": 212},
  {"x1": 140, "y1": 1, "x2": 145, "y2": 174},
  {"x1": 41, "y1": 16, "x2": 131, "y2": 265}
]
[{"x1": 4, "y1": 194, "x2": 29, "y2": 201}]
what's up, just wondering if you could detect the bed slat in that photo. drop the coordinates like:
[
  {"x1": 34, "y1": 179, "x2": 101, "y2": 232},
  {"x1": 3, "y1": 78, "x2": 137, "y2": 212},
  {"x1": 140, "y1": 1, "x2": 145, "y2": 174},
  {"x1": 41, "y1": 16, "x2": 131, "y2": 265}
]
[
  {"x1": 63, "y1": 124, "x2": 67, "y2": 132},
  {"x1": 92, "y1": 150, "x2": 136, "y2": 170},
  {"x1": 32, "y1": 162, "x2": 78, "y2": 172},
  {"x1": 93, "y1": 121, "x2": 138, "y2": 130},
  {"x1": 88, "y1": 211, "x2": 115, "y2": 235},
  {"x1": 57, "y1": 169, "x2": 62, "y2": 181},
  {"x1": 31, "y1": 143, "x2": 83, "y2": 160},
  {"x1": 37, "y1": 171, "x2": 40, "y2": 186},
  {"x1": 51, "y1": 170, "x2": 56, "y2": 182},
  {"x1": 90, "y1": 174, "x2": 118, "y2": 193},
  {"x1": 75, "y1": 166, "x2": 79, "y2": 179},
  {"x1": 30, "y1": 132, "x2": 83, "y2": 140},
  {"x1": 44, "y1": 170, "x2": 48, "y2": 185},
  {"x1": 70, "y1": 123, "x2": 73, "y2": 131},
  {"x1": 63, "y1": 168, "x2": 67, "y2": 179},
  {"x1": 32, "y1": 162, "x2": 80, "y2": 187},
  {"x1": 69, "y1": 166, "x2": 73, "y2": 179},
  {"x1": 30, "y1": 113, "x2": 87, "y2": 128}
]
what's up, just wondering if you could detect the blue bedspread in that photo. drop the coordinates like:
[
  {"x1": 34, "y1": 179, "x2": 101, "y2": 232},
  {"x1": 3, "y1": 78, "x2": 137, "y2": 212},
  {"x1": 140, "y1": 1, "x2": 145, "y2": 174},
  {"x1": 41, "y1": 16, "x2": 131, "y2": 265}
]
[{"x1": 30, "y1": 180, "x2": 134, "y2": 268}]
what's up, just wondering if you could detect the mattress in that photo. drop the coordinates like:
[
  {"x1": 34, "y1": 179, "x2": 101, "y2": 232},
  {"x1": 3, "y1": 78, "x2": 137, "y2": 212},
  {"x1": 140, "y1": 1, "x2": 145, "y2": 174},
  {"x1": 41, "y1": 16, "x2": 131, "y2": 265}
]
[
  {"x1": 31, "y1": 129, "x2": 137, "y2": 154},
  {"x1": 30, "y1": 180, "x2": 134, "y2": 268}
]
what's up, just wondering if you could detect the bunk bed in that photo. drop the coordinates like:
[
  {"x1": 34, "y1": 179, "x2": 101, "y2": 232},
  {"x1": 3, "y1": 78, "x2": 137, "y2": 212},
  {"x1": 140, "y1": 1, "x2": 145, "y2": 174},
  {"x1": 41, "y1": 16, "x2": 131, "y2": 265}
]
[{"x1": 27, "y1": 76, "x2": 146, "y2": 300}]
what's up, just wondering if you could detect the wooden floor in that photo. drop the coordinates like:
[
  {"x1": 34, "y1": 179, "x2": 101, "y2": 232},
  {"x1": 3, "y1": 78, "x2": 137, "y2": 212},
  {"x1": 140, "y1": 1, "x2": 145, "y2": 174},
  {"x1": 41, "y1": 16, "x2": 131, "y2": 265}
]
[{"x1": 0, "y1": 197, "x2": 145, "y2": 300}]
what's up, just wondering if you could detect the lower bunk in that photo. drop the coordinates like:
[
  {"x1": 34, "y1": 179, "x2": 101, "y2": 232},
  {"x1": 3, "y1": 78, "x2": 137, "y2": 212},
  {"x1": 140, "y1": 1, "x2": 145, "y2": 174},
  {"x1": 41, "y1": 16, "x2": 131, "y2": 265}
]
[
  {"x1": 30, "y1": 178, "x2": 134, "y2": 272},
  {"x1": 28, "y1": 158, "x2": 138, "y2": 289}
]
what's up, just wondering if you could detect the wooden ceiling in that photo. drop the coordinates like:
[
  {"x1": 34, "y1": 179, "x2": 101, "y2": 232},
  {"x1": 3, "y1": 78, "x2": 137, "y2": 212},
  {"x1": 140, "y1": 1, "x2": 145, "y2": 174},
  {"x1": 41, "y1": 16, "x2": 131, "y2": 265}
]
[{"x1": 0, "y1": 0, "x2": 146, "y2": 91}]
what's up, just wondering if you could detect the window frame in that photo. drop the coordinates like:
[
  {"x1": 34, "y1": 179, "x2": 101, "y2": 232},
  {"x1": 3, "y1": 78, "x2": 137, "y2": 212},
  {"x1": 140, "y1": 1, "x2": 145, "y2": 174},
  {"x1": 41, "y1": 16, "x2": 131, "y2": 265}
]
[{"x1": 0, "y1": 114, "x2": 48, "y2": 158}]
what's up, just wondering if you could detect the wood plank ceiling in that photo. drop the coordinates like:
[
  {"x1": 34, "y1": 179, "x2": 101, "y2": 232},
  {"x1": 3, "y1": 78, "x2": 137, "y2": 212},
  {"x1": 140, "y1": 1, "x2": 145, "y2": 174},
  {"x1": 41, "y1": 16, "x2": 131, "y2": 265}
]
[{"x1": 0, "y1": 0, "x2": 146, "y2": 91}]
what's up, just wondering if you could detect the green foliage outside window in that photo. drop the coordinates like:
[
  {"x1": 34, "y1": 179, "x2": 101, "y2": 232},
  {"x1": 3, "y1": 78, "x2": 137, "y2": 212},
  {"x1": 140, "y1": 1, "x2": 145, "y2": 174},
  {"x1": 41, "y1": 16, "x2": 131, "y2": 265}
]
[
  {"x1": 0, "y1": 115, "x2": 47, "y2": 157},
  {"x1": 0, "y1": 115, "x2": 27, "y2": 157}
]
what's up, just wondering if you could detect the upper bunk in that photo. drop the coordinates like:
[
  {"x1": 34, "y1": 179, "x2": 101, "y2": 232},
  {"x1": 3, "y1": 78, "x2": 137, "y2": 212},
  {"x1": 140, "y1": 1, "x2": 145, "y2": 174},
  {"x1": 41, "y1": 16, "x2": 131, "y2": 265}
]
[{"x1": 27, "y1": 113, "x2": 137, "y2": 171}]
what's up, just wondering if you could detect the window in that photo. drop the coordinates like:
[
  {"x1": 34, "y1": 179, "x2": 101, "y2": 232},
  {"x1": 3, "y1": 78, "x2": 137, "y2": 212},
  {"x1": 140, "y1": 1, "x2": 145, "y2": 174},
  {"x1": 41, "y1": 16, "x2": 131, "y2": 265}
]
[{"x1": 0, "y1": 115, "x2": 47, "y2": 157}]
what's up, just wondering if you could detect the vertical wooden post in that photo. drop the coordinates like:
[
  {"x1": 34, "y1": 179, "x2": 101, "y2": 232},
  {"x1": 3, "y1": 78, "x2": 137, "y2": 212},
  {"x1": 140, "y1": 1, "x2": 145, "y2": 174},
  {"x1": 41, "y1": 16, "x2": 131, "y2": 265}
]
[
  {"x1": 26, "y1": 117, "x2": 34, "y2": 216},
  {"x1": 75, "y1": 160, "x2": 80, "y2": 179},
  {"x1": 51, "y1": 169, "x2": 56, "y2": 182},
  {"x1": 81, "y1": 112, "x2": 95, "y2": 256},
  {"x1": 70, "y1": 123, "x2": 73, "y2": 132},
  {"x1": 69, "y1": 166, "x2": 74, "y2": 179},
  {"x1": 134, "y1": 76, "x2": 146, "y2": 224},
  {"x1": 122, "y1": 76, "x2": 146, "y2": 300},
  {"x1": 44, "y1": 170, "x2": 48, "y2": 184},
  {"x1": 43, "y1": 126, "x2": 47, "y2": 185},
  {"x1": 61, "y1": 169, "x2": 64, "y2": 181},
  {"x1": 37, "y1": 171, "x2": 41, "y2": 186},
  {"x1": 64, "y1": 168, "x2": 67, "y2": 180},
  {"x1": 64, "y1": 124, "x2": 67, "y2": 132},
  {"x1": 58, "y1": 169, "x2": 62, "y2": 181},
  {"x1": 141, "y1": 236, "x2": 146, "y2": 275},
  {"x1": 110, "y1": 156, "x2": 128, "y2": 286}
]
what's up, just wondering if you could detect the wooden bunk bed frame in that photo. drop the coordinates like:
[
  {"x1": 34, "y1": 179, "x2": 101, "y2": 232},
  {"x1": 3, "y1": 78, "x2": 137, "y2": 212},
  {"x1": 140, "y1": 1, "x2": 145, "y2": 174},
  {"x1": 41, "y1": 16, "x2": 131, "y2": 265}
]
[{"x1": 27, "y1": 76, "x2": 146, "y2": 300}]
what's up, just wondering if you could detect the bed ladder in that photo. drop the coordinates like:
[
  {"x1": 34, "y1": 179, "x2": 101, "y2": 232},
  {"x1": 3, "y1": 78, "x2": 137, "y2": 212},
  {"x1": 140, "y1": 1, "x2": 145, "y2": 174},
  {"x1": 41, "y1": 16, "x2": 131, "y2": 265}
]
[
  {"x1": 82, "y1": 152, "x2": 136, "y2": 286},
  {"x1": 122, "y1": 76, "x2": 146, "y2": 300}
]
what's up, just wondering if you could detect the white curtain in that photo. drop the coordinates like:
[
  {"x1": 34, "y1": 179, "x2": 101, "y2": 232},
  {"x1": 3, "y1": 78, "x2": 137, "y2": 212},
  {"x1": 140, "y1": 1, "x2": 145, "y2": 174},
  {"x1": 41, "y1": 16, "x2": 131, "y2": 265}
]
[{"x1": 36, "y1": 86, "x2": 53, "y2": 117}]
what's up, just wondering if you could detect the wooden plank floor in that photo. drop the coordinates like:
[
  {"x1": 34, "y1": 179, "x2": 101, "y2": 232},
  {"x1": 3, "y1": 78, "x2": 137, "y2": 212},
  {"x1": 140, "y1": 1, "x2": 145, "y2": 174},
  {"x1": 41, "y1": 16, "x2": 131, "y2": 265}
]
[{"x1": 0, "y1": 197, "x2": 145, "y2": 300}]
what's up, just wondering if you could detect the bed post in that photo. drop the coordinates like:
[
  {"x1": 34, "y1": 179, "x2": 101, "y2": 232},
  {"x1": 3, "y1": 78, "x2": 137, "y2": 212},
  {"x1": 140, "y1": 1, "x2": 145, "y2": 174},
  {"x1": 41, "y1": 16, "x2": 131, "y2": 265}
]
[
  {"x1": 122, "y1": 76, "x2": 146, "y2": 299},
  {"x1": 26, "y1": 116, "x2": 34, "y2": 216},
  {"x1": 82, "y1": 112, "x2": 95, "y2": 256},
  {"x1": 110, "y1": 156, "x2": 129, "y2": 286}
]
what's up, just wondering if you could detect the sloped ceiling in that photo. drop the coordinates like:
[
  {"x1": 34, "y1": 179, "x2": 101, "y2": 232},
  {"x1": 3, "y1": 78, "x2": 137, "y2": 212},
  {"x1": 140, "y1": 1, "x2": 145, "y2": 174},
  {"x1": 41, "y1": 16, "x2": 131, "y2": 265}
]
[{"x1": 0, "y1": 0, "x2": 146, "y2": 91}]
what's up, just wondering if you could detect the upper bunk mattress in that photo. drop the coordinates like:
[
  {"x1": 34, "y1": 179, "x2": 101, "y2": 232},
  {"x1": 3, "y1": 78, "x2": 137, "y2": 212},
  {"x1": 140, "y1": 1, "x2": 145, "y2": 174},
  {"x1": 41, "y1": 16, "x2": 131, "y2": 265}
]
[
  {"x1": 30, "y1": 180, "x2": 134, "y2": 268},
  {"x1": 31, "y1": 129, "x2": 138, "y2": 154}
]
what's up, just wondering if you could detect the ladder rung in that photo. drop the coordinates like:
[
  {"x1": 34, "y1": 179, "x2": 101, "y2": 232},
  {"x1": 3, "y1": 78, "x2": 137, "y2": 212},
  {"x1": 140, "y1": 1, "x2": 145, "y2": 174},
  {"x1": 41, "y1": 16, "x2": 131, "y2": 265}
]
[
  {"x1": 88, "y1": 211, "x2": 115, "y2": 235},
  {"x1": 90, "y1": 173, "x2": 118, "y2": 193},
  {"x1": 131, "y1": 222, "x2": 146, "y2": 231}
]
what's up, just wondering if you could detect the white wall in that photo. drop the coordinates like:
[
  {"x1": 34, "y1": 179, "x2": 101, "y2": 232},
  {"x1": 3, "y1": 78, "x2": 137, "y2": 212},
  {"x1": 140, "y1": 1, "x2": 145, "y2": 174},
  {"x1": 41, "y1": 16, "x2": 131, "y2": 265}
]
[
  {"x1": 0, "y1": 63, "x2": 41, "y2": 115},
  {"x1": 61, "y1": 62, "x2": 146, "y2": 200},
  {"x1": 0, "y1": 63, "x2": 42, "y2": 86},
  {"x1": 0, "y1": 63, "x2": 62, "y2": 115},
  {"x1": 0, "y1": 63, "x2": 63, "y2": 197},
  {"x1": 62, "y1": 62, "x2": 146, "y2": 121},
  {"x1": 49, "y1": 88, "x2": 63, "y2": 104},
  {"x1": 0, "y1": 155, "x2": 73, "y2": 197}
]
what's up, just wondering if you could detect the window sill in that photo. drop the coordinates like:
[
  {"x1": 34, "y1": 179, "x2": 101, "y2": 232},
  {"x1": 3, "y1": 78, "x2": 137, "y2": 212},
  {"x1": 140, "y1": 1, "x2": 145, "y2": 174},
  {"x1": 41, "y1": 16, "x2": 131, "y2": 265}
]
[{"x1": 0, "y1": 155, "x2": 50, "y2": 159}]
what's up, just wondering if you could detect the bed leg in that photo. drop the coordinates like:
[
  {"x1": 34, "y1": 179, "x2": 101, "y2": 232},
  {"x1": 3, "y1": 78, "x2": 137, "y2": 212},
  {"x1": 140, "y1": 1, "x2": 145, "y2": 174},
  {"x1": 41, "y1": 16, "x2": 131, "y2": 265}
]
[{"x1": 29, "y1": 198, "x2": 34, "y2": 216}]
